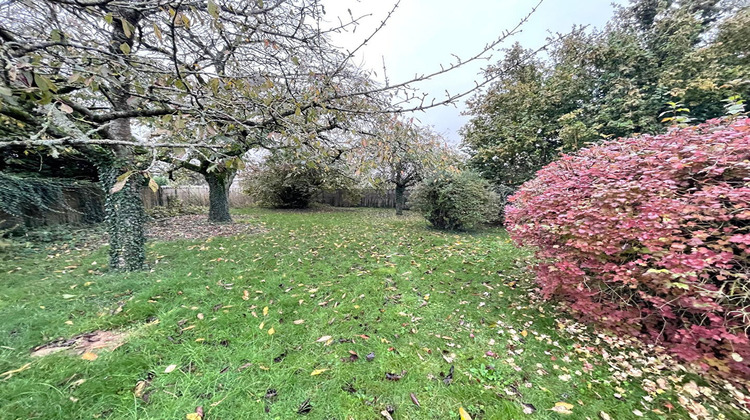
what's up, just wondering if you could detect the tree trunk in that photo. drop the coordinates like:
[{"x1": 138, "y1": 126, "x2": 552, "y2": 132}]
[
  {"x1": 97, "y1": 6, "x2": 145, "y2": 271},
  {"x1": 205, "y1": 169, "x2": 236, "y2": 223},
  {"x1": 99, "y1": 159, "x2": 146, "y2": 271},
  {"x1": 395, "y1": 184, "x2": 407, "y2": 215}
]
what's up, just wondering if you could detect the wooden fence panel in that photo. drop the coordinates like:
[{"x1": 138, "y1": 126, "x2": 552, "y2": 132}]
[{"x1": 2, "y1": 185, "x2": 407, "y2": 230}]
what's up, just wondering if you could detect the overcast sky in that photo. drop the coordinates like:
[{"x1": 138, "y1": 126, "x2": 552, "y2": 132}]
[{"x1": 322, "y1": 0, "x2": 625, "y2": 145}]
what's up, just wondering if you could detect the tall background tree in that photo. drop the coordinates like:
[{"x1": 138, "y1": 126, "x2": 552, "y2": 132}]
[{"x1": 462, "y1": 0, "x2": 750, "y2": 189}]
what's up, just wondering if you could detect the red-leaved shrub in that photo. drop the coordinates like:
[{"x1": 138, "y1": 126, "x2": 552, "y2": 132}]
[{"x1": 506, "y1": 118, "x2": 750, "y2": 379}]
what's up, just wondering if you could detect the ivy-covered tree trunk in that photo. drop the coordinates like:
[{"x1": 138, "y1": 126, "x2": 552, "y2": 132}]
[
  {"x1": 205, "y1": 169, "x2": 236, "y2": 223},
  {"x1": 99, "y1": 155, "x2": 146, "y2": 271},
  {"x1": 95, "y1": 6, "x2": 146, "y2": 271},
  {"x1": 395, "y1": 184, "x2": 407, "y2": 215}
]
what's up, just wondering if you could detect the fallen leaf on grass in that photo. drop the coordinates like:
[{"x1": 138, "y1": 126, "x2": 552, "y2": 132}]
[
  {"x1": 341, "y1": 351, "x2": 359, "y2": 363},
  {"x1": 185, "y1": 406, "x2": 203, "y2": 420},
  {"x1": 310, "y1": 368, "x2": 329, "y2": 376},
  {"x1": 442, "y1": 365, "x2": 454, "y2": 385},
  {"x1": 297, "y1": 398, "x2": 312, "y2": 414},
  {"x1": 81, "y1": 352, "x2": 98, "y2": 361},
  {"x1": 134, "y1": 380, "x2": 149, "y2": 397},
  {"x1": 410, "y1": 393, "x2": 420, "y2": 407},
  {"x1": 550, "y1": 402, "x2": 574, "y2": 415},
  {"x1": 242, "y1": 290, "x2": 249, "y2": 300},
  {"x1": 385, "y1": 370, "x2": 406, "y2": 381},
  {"x1": 263, "y1": 306, "x2": 269, "y2": 316},
  {"x1": 522, "y1": 403, "x2": 536, "y2": 414},
  {"x1": 293, "y1": 319, "x2": 305, "y2": 325},
  {"x1": 380, "y1": 410, "x2": 394, "y2": 420},
  {"x1": 366, "y1": 352, "x2": 375, "y2": 362},
  {"x1": 268, "y1": 327, "x2": 275, "y2": 335},
  {"x1": 600, "y1": 412, "x2": 612, "y2": 420},
  {"x1": 459, "y1": 407, "x2": 473, "y2": 420},
  {"x1": 164, "y1": 364, "x2": 177, "y2": 373}
]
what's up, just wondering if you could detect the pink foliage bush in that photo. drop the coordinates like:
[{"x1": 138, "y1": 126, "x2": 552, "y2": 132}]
[{"x1": 506, "y1": 118, "x2": 750, "y2": 378}]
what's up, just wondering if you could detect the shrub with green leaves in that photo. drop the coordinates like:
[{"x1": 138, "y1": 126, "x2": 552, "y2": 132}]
[
  {"x1": 243, "y1": 161, "x2": 325, "y2": 209},
  {"x1": 409, "y1": 171, "x2": 499, "y2": 230}
]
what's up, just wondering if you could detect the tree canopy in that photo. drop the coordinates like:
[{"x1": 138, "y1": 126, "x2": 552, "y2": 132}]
[{"x1": 462, "y1": 0, "x2": 750, "y2": 187}]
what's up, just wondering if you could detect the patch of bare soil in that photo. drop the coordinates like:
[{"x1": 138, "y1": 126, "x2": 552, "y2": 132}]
[
  {"x1": 31, "y1": 329, "x2": 131, "y2": 358},
  {"x1": 147, "y1": 215, "x2": 267, "y2": 241}
]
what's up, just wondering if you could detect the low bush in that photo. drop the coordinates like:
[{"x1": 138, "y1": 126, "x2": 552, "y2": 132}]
[
  {"x1": 410, "y1": 170, "x2": 499, "y2": 230},
  {"x1": 244, "y1": 161, "x2": 325, "y2": 209},
  {"x1": 506, "y1": 118, "x2": 750, "y2": 379}
]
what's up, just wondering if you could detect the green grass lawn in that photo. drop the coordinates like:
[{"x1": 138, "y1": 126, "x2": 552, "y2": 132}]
[{"x1": 0, "y1": 208, "x2": 742, "y2": 419}]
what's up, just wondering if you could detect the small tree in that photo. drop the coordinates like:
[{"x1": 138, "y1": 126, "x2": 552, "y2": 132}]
[
  {"x1": 410, "y1": 170, "x2": 499, "y2": 230},
  {"x1": 351, "y1": 118, "x2": 457, "y2": 215}
]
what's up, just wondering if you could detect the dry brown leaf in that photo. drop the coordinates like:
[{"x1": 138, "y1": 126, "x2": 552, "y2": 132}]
[
  {"x1": 134, "y1": 380, "x2": 148, "y2": 397},
  {"x1": 81, "y1": 352, "x2": 98, "y2": 361}
]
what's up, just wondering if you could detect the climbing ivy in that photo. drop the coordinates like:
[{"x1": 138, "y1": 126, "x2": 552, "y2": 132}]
[{"x1": 97, "y1": 162, "x2": 146, "y2": 271}]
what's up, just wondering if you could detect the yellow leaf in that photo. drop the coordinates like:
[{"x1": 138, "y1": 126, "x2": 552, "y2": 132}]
[
  {"x1": 459, "y1": 407, "x2": 473, "y2": 420},
  {"x1": 521, "y1": 330, "x2": 528, "y2": 337},
  {"x1": 310, "y1": 368, "x2": 329, "y2": 376},
  {"x1": 186, "y1": 414, "x2": 201, "y2": 420},
  {"x1": 263, "y1": 306, "x2": 269, "y2": 316},
  {"x1": 81, "y1": 352, "x2": 98, "y2": 361},
  {"x1": 268, "y1": 327, "x2": 275, "y2": 335},
  {"x1": 242, "y1": 290, "x2": 249, "y2": 300},
  {"x1": 148, "y1": 177, "x2": 159, "y2": 193},
  {"x1": 259, "y1": 322, "x2": 265, "y2": 330},
  {"x1": 551, "y1": 402, "x2": 574, "y2": 415}
]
